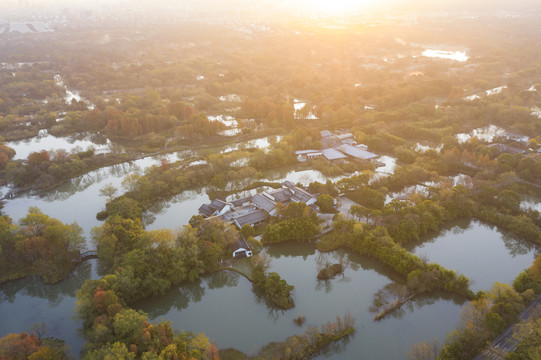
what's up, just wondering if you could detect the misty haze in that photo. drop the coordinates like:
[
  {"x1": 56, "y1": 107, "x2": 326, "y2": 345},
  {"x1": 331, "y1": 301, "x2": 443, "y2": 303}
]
[{"x1": 1, "y1": 1, "x2": 541, "y2": 359}]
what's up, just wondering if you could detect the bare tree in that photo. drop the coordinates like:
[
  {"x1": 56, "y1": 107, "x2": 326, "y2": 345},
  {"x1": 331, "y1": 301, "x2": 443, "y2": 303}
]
[
  {"x1": 407, "y1": 338, "x2": 441, "y2": 360},
  {"x1": 30, "y1": 322, "x2": 48, "y2": 340}
]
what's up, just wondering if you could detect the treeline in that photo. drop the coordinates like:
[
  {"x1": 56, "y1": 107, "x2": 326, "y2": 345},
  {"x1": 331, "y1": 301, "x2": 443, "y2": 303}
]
[
  {"x1": 241, "y1": 97, "x2": 294, "y2": 128},
  {"x1": 254, "y1": 314, "x2": 355, "y2": 360},
  {"x1": 101, "y1": 141, "x2": 296, "y2": 220},
  {"x1": 2, "y1": 148, "x2": 125, "y2": 191},
  {"x1": 99, "y1": 153, "x2": 237, "y2": 220},
  {"x1": 0, "y1": 64, "x2": 65, "y2": 116},
  {"x1": 0, "y1": 329, "x2": 70, "y2": 360},
  {"x1": 435, "y1": 254, "x2": 541, "y2": 360},
  {"x1": 77, "y1": 216, "x2": 238, "y2": 358},
  {"x1": 0, "y1": 141, "x2": 15, "y2": 170},
  {"x1": 62, "y1": 95, "x2": 226, "y2": 141},
  {"x1": 317, "y1": 217, "x2": 471, "y2": 297},
  {"x1": 0, "y1": 207, "x2": 85, "y2": 284},
  {"x1": 262, "y1": 202, "x2": 320, "y2": 244}
]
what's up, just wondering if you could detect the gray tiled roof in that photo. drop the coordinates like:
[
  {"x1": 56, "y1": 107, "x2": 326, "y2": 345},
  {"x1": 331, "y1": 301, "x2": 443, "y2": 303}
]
[
  {"x1": 336, "y1": 144, "x2": 378, "y2": 160},
  {"x1": 234, "y1": 209, "x2": 269, "y2": 227},
  {"x1": 231, "y1": 196, "x2": 252, "y2": 207},
  {"x1": 210, "y1": 199, "x2": 228, "y2": 211},
  {"x1": 295, "y1": 150, "x2": 321, "y2": 155},
  {"x1": 268, "y1": 188, "x2": 294, "y2": 203},
  {"x1": 291, "y1": 186, "x2": 314, "y2": 203},
  {"x1": 322, "y1": 148, "x2": 348, "y2": 161},
  {"x1": 198, "y1": 204, "x2": 215, "y2": 217},
  {"x1": 320, "y1": 130, "x2": 332, "y2": 138},
  {"x1": 252, "y1": 194, "x2": 277, "y2": 212},
  {"x1": 282, "y1": 181, "x2": 295, "y2": 188}
]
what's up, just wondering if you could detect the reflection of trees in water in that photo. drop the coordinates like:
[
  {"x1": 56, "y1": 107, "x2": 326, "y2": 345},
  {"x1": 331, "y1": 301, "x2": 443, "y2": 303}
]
[
  {"x1": 315, "y1": 251, "x2": 351, "y2": 293},
  {"x1": 370, "y1": 282, "x2": 410, "y2": 319},
  {"x1": 346, "y1": 251, "x2": 403, "y2": 283},
  {"x1": 144, "y1": 188, "x2": 207, "y2": 227},
  {"x1": 319, "y1": 332, "x2": 353, "y2": 358},
  {"x1": 41, "y1": 162, "x2": 141, "y2": 202},
  {"x1": 86, "y1": 133, "x2": 109, "y2": 146},
  {"x1": 370, "y1": 282, "x2": 467, "y2": 321},
  {"x1": 141, "y1": 279, "x2": 206, "y2": 318},
  {"x1": 0, "y1": 260, "x2": 93, "y2": 305},
  {"x1": 403, "y1": 219, "x2": 471, "y2": 252},
  {"x1": 501, "y1": 232, "x2": 538, "y2": 257},
  {"x1": 264, "y1": 242, "x2": 316, "y2": 260},
  {"x1": 141, "y1": 212, "x2": 157, "y2": 228},
  {"x1": 141, "y1": 272, "x2": 240, "y2": 319},
  {"x1": 206, "y1": 271, "x2": 239, "y2": 290},
  {"x1": 250, "y1": 288, "x2": 288, "y2": 322}
]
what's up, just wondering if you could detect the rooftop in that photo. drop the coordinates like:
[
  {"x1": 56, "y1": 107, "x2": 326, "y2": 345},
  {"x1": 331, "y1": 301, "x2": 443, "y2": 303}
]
[
  {"x1": 252, "y1": 193, "x2": 277, "y2": 212},
  {"x1": 230, "y1": 196, "x2": 252, "y2": 207},
  {"x1": 295, "y1": 149, "x2": 321, "y2": 155},
  {"x1": 234, "y1": 209, "x2": 269, "y2": 228},
  {"x1": 198, "y1": 204, "x2": 216, "y2": 217},
  {"x1": 290, "y1": 186, "x2": 315, "y2": 203},
  {"x1": 267, "y1": 188, "x2": 294, "y2": 203},
  {"x1": 336, "y1": 144, "x2": 378, "y2": 160},
  {"x1": 320, "y1": 130, "x2": 332, "y2": 138},
  {"x1": 282, "y1": 181, "x2": 296, "y2": 188},
  {"x1": 210, "y1": 199, "x2": 228, "y2": 211},
  {"x1": 322, "y1": 148, "x2": 348, "y2": 161}
]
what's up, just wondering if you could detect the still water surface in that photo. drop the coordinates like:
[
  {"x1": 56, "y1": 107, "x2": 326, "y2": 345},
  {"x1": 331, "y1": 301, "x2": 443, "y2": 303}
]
[
  {"x1": 136, "y1": 243, "x2": 465, "y2": 360},
  {"x1": 0, "y1": 259, "x2": 100, "y2": 356},
  {"x1": 1, "y1": 137, "x2": 539, "y2": 358},
  {"x1": 0, "y1": 215, "x2": 535, "y2": 359},
  {"x1": 406, "y1": 220, "x2": 538, "y2": 292}
]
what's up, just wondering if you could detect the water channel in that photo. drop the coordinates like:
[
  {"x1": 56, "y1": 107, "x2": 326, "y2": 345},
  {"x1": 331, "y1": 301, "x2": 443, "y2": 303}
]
[
  {"x1": 6, "y1": 130, "x2": 112, "y2": 160},
  {"x1": 1, "y1": 135, "x2": 539, "y2": 358}
]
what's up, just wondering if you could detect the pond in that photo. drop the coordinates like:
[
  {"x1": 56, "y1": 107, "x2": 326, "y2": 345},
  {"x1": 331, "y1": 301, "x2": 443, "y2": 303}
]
[
  {"x1": 2, "y1": 134, "x2": 538, "y2": 358},
  {"x1": 219, "y1": 135, "x2": 283, "y2": 153},
  {"x1": 7, "y1": 130, "x2": 112, "y2": 160},
  {"x1": 55, "y1": 74, "x2": 94, "y2": 109},
  {"x1": 421, "y1": 49, "x2": 468, "y2": 62},
  {"x1": 135, "y1": 243, "x2": 466, "y2": 360},
  {"x1": 0, "y1": 259, "x2": 100, "y2": 357},
  {"x1": 415, "y1": 143, "x2": 443, "y2": 153},
  {"x1": 405, "y1": 220, "x2": 538, "y2": 292},
  {"x1": 1, "y1": 214, "x2": 535, "y2": 358},
  {"x1": 455, "y1": 124, "x2": 528, "y2": 144},
  {"x1": 520, "y1": 195, "x2": 541, "y2": 212},
  {"x1": 376, "y1": 155, "x2": 397, "y2": 175},
  {"x1": 208, "y1": 115, "x2": 242, "y2": 137},
  {"x1": 1, "y1": 152, "x2": 188, "y2": 243}
]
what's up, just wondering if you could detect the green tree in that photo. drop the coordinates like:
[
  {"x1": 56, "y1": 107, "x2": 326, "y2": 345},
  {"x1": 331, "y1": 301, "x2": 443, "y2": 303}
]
[
  {"x1": 82, "y1": 342, "x2": 135, "y2": 360},
  {"x1": 317, "y1": 194, "x2": 335, "y2": 213}
]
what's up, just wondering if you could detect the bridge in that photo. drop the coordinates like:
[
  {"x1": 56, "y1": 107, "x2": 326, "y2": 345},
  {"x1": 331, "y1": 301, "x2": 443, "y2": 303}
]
[
  {"x1": 77, "y1": 250, "x2": 98, "y2": 262},
  {"x1": 474, "y1": 293, "x2": 541, "y2": 359}
]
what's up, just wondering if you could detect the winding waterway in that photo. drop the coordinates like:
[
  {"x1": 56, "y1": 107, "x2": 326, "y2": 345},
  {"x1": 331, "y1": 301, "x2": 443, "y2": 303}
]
[{"x1": 1, "y1": 135, "x2": 539, "y2": 359}]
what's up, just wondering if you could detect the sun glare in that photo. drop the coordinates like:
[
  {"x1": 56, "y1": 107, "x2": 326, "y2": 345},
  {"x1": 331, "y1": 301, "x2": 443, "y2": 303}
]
[{"x1": 300, "y1": 0, "x2": 369, "y2": 15}]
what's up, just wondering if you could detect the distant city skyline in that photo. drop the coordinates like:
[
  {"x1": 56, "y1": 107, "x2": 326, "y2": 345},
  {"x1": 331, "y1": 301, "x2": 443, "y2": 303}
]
[{"x1": 3, "y1": 0, "x2": 540, "y2": 12}]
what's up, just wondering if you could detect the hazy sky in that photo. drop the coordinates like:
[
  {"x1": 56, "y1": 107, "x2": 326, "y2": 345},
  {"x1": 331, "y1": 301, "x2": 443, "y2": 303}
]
[{"x1": 3, "y1": 0, "x2": 540, "y2": 15}]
